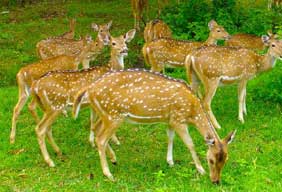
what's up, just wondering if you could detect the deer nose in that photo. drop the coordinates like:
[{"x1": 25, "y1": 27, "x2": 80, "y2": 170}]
[
  {"x1": 226, "y1": 35, "x2": 231, "y2": 40},
  {"x1": 121, "y1": 48, "x2": 128, "y2": 54}
]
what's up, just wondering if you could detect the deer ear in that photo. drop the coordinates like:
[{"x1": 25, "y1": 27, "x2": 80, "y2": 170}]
[
  {"x1": 91, "y1": 23, "x2": 99, "y2": 31},
  {"x1": 205, "y1": 134, "x2": 215, "y2": 146},
  {"x1": 267, "y1": 30, "x2": 273, "y2": 37},
  {"x1": 124, "y1": 29, "x2": 136, "y2": 42},
  {"x1": 208, "y1": 20, "x2": 217, "y2": 30},
  {"x1": 107, "y1": 20, "x2": 113, "y2": 29},
  {"x1": 224, "y1": 130, "x2": 236, "y2": 145},
  {"x1": 262, "y1": 35, "x2": 270, "y2": 45}
]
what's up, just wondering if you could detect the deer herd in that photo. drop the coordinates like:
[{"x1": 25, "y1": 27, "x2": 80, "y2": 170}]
[{"x1": 9, "y1": 3, "x2": 282, "y2": 185}]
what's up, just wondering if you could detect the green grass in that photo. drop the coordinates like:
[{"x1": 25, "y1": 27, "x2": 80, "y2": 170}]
[{"x1": 1, "y1": 0, "x2": 282, "y2": 191}]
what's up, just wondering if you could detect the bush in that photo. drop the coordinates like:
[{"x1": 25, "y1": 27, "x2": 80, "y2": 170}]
[
  {"x1": 250, "y1": 61, "x2": 282, "y2": 104},
  {"x1": 161, "y1": 0, "x2": 282, "y2": 39}
]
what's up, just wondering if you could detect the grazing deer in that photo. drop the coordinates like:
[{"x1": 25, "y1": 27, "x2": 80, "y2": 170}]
[
  {"x1": 30, "y1": 30, "x2": 136, "y2": 167},
  {"x1": 57, "y1": 18, "x2": 76, "y2": 39},
  {"x1": 73, "y1": 69, "x2": 236, "y2": 183},
  {"x1": 185, "y1": 35, "x2": 282, "y2": 129},
  {"x1": 10, "y1": 36, "x2": 96, "y2": 144},
  {"x1": 36, "y1": 21, "x2": 112, "y2": 69},
  {"x1": 142, "y1": 20, "x2": 230, "y2": 72},
  {"x1": 225, "y1": 31, "x2": 276, "y2": 51},
  {"x1": 131, "y1": 0, "x2": 148, "y2": 31},
  {"x1": 144, "y1": 19, "x2": 172, "y2": 43}
]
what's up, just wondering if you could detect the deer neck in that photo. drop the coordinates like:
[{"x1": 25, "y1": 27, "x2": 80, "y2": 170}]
[
  {"x1": 95, "y1": 36, "x2": 105, "y2": 50},
  {"x1": 193, "y1": 107, "x2": 221, "y2": 142},
  {"x1": 204, "y1": 34, "x2": 218, "y2": 46},
  {"x1": 107, "y1": 52, "x2": 124, "y2": 70},
  {"x1": 257, "y1": 51, "x2": 277, "y2": 72}
]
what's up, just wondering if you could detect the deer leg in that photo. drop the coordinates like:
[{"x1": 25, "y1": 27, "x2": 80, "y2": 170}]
[
  {"x1": 166, "y1": 128, "x2": 175, "y2": 167},
  {"x1": 82, "y1": 59, "x2": 90, "y2": 69},
  {"x1": 46, "y1": 126, "x2": 62, "y2": 156},
  {"x1": 203, "y1": 78, "x2": 221, "y2": 129},
  {"x1": 35, "y1": 111, "x2": 59, "y2": 167},
  {"x1": 243, "y1": 86, "x2": 247, "y2": 115},
  {"x1": 172, "y1": 123, "x2": 205, "y2": 175},
  {"x1": 28, "y1": 98, "x2": 40, "y2": 123},
  {"x1": 90, "y1": 111, "x2": 120, "y2": 147},
  {"x1": 191, "y1": 72, "x2": 202, "y2": 98},
  {"x1": 106, "y1": 144, "x2": 117, "y2": 164},
  {"x1": 95, "y1": 117, "x2": 121, "y2": 181},
  {"x1": 11, "y1": 83, "x2": 29, "y2": 144},
  {"x1": 89, "y1": 109, "x2": 98, "y2": 147},
  {"x1": 238, "y1": 80, "x2": 247, "y2": 123}
]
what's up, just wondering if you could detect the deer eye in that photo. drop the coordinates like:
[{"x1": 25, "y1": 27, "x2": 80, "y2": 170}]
[
  {"x1": 112, "y1": 42, "x2": 116, "y2": 46},
  {"x1": 272, "y1": 44, "x2": 276, "y2": 47},
  {"x1": 217, "y1": 30, "x2": 221, "y2": 32},
  {"x1": 209, "y1": 159, "x2": 214, "y2": 165},
  {"x1": 100, "y1": 30, "x2": 103, "y2": 32}
]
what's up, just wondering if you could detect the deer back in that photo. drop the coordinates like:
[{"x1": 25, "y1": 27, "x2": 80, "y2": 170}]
[
  {"x1": 18, "y1": 55, "x2": 78, "y2": 88},
  {"x1": 225, "y1": 34, "x2": 265, "y2": 50},
  {"x1": 31, "y1": 66, "x2": 110, "y2": 112},
  {"x1": 80, "y1": 70, "x2": 201, "y2": 123},
  {"x1": 190, "y1": 46, "x2": 259, "y2": 82}
]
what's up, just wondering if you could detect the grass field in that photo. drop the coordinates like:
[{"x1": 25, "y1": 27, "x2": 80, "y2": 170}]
[{"x1": 1, "y1": 1, "x2": 282, "y2": 191}]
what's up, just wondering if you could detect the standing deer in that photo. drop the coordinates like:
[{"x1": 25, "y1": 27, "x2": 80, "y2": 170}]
[
  {"x1": 30, "y1": 30, "x2": 136, "y2": 167},
  {"x1": 36, "y1": 21, "x2": 112, "y2": 69},
  {"x1": 10, "y1": 36, "x2": 97, "y2": 144},
  {"x1": 225, "y1": 31, "x2": 276, "y2": 51},
  {"x1": 73, "y1": 69, "x2": 236, "y2": 183},
  {"x1": 144, "y1": 19, "x2": 172, "y2": 43},
  {"x1": 142, "y1": 20, "x2": 230, "y2": 72},
  {"x1": 185, "y1": 35, "x2": 282, "y2": 129},
  {"x1": 131, "y1": 0, "x2": 148, "y2": 31}
]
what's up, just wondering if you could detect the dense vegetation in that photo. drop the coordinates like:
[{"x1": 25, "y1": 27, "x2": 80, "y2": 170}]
[{"x1": 1, "y1": 0, "x2": 282, "y2": 191}]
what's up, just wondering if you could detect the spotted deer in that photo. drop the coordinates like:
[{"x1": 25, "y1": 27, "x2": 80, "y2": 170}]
[
  {"x1": 131, "y1": 0, "x2": 148, "y2": 31},
  {"x1": 36, "y1": 21, "x2": 112, "y2": 69},
  {"x1": 144, "y1": 19, "x2": 172, "y2": 43},
  {"x1": 72, "y1": 69, "x2": 236, "y2": 183},
  {"x1": 185, "y1": 35, "x2": 282, "y2": 129},
  {"x1": 225, "y1": 31, "x2": 276, "y2": 51},
  {"x1": 30, "y1": 29, "x2": 136, "y2": 167},
  {"x1": 142, "y1": 20, "x2": 230, "y2": 72},
  {"x1": 10, "y1": 36, "x2": 96, "y2": 144}
]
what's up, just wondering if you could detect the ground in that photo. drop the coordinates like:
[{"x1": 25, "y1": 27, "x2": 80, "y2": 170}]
[{"x1": 1, "y1": 0, "x2": 282, "y2": 191}]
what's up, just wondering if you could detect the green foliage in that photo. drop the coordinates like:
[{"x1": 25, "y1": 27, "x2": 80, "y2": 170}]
[
  {"x1": 250, "y1": 61, "x2": 282, "y2": 104},
  {"x1": 161, "y1": 0, "x2": 212, "y2": 41},
  {"x1": 161, "y1": 0, "x2": 282, "y2": 39}
]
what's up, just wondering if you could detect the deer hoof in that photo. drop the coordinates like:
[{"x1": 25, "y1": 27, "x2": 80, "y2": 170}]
[
  {"x1": 10, "y1": 137, "x2": 15, "y2": 144},
  {"x1": 196, "y1": 165, "x2": 206, "y2": 175},
  {"x1": 47, "y1": 160, "x2": 55, "y2": 167},
  {"x1": 167, "y1": 160, "x2": 174, "y2": 167},
  {"x1": 238, "y1": 116, "x2": 245, "y2": 124},
  {"x1": 105, "y1": 173, "x2": 115, "y2": 182}
]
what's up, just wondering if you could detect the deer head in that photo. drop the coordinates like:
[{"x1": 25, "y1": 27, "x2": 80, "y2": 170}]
[
  {"x1": 262, "y1": 35, "x2": 282, "y2": 60},
  {"x1": 208, "y1": 20, "x2": 231, "y2": 43},
  {"x1": 92, "y1": 20, "x2": 112, "y2": 45},
  {"x1": 206, "y1": 130, "x2": 236, "y2": 184},
  {"x1": 108, "y1": 29, "x2": 136, "y2": 70}
]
